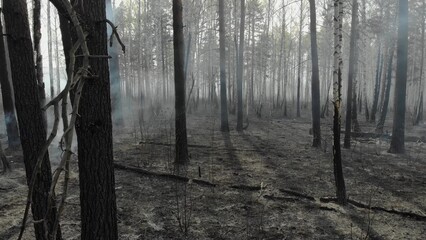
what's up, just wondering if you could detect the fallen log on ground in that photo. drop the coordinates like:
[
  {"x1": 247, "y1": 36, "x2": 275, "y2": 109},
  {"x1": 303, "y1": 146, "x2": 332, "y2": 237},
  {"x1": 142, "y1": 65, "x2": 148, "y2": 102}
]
[
  {"x1": 138, "y1": 141, "x2": 259, "y2": 152},
  {"x1": 114, "y1": 163, "x2": 426, "y2": 221},
  {"x1": 341, "y1": 132, "x2": 425, "y2": 143},
  {"x1": 319, "y1": 197, "x2": 426, "y2": 221},
  {"x1": 114, "y1": 163, "x2": 216, "y2": 187}
]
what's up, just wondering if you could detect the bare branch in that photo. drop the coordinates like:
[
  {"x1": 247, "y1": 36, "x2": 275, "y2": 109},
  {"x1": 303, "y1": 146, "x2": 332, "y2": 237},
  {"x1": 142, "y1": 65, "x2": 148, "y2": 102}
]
[{"x1": 99, "y1": 19, "x2": 126, "y2": 54}]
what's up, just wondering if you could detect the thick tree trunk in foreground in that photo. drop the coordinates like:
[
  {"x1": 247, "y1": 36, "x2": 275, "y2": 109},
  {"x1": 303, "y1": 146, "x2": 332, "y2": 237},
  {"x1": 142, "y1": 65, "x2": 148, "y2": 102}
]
[
  {"x1": 236, "y1": 0, "x2": 246, "y2": 131},
  {"x1": 0, "y1": 17, "x2": 20, "y2": 149},
  {"x1": 389, "y1": 0, "x2": 409, "y2": 154},
  {"x1": 343, "y1": 0, "x2": 359, "y2": 149},
  {"x1": 332, "y1": 0, "x2": 347, "y2": 205},
  {"x1": 219, "y1": 0, "x2": 229, "y2": 132},
  {"x1": 308, "y1": 0, "x2": 321, "y2": 148},
  {"x1": 71, "y1": 0, "x2": 119, "y2": 239},
  {"x1": 3, "y1": 0, "x2": 62, "y2": 238},
  {"x1": 173, "y1": 0, "x2": 189, "y2": 164}
]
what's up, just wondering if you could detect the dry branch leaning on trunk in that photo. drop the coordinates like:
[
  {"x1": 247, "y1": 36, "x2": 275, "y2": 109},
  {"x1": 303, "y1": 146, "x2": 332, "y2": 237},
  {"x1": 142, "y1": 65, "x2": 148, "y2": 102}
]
[{"x1": 18, "y1": 0, "x2": 94, "y2": 238}]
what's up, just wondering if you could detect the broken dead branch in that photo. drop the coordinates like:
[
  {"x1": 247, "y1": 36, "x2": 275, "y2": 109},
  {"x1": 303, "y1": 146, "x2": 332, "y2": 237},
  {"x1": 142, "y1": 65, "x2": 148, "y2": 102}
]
[
  {"x1": 279, "y1": 188, "x2": 316, "y2": 201},
  {"x1": 99, "y1": 19, "x2": 126, "y2": 54},
  {"x1": 18, "y1": 0, "x2": 91, "y2": 238},
  {"x1": 230, "y1": 185, "x2": 262, "y2": 191}
]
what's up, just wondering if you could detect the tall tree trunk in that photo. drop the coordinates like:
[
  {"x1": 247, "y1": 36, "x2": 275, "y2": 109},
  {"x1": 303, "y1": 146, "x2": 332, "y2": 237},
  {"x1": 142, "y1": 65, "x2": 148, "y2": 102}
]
[
  {"x1": 144, "y1": 0, "x2": 151, "y2": 105},
  {"x1": 236, "y1": 0, "x2": 246, "y2": 131},
  {"x1": 343, "y1": 0, "x2": 359, "y2": 148},
  {"x1": 0, "y1": 140, "x2": 10, "y2": 172},
  {"x1": 332, "y1": 0, "x2": 347, "y2": 205},
  {"x1": 59, "y1": 16, "x2": 72, "y2": 73},
  {"x1": 59, "y1": 12, "x2": 72, "y2": 132},
  {"x1": 351, "y1": 83, "x2": 361, "y2": 132},
  {"x1": 33, "y1": 0, "x2": 48, "y2": 130},
  {"x1": 173, "y1": 0, "x2": 189, "y2": 164},
  {"x1": 276, "y1": 4, "x2": 286, "y2": 110},
  {"x1": 250, "y1": 14, "x2": 255, "y2": 108},
  {"x1": 389, "y1": 0, "x2": 409, "y2": 154},
  {"x1": 415, "y1": 0, "x2": 425, "y2": 125},
  {"x1": 47, "y1": 1, "x2": 55, "y2": 99},
  {"x1": 371, "y1": 43, "x2": 383, "y2": 122},
  {"x1": 376, "y1": 47, "x2": 395, "y2": 134},
  {"x1": 296, "y1": 0, "x2": 303, "y2": 118},
  {"x1": 106, "y1": 0, "x2": 124, "y2": 127},
  {"x1": 161, "y1": 16, "x2": 167, "y2": 101},
  {"x1": 54, "y1": 14, "x2": 61, "y2": 93},
  {"x1": 219, "y1": 0, "x2": 229, "y2": 132},
  {"x1": 361, "y1": 0, "x2": 369, "y2": 121},
  {"x1": 308, "y1": 0, "x2": 321, "y2": 148},
  {"x1": 3, "y1": 0, "x2": 62, "y2": 238},
  {"x1": 71, "y1": 0, "x2": 119, "y2": 238},
  {"x1": 0, "y1": 16, "x2": 20, "y2": 149}
]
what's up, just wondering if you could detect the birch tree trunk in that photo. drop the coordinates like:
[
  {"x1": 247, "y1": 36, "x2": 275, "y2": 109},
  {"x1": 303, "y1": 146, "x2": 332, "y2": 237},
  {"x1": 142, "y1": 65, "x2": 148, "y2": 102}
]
[{"x1": 332, "y1": 0, "x2": 347, "y2": 205}]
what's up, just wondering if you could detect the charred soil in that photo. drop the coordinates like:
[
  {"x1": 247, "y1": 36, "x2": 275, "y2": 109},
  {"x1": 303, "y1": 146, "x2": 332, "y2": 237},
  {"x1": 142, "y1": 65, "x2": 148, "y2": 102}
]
[{"x1": 1, "y1": 110, "x2": 425, "y2": 239}]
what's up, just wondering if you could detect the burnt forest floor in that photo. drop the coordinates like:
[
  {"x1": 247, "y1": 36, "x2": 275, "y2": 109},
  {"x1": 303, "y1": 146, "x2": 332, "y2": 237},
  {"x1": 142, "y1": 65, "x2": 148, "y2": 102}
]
[{"x1": 1, "y1": 107, "x2": 426, "y2": 239}]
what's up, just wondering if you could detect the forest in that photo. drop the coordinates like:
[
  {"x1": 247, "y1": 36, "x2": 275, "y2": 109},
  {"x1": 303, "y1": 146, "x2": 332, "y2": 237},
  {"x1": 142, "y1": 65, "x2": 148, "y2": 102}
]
[{"x1": 0, "y1": 0, "x2": 425, "y2": 239}]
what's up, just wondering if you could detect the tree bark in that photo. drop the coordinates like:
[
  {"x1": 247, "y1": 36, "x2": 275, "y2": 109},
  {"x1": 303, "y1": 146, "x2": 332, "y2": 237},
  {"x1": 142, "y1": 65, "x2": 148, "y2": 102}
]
[
  {"x1": 250, "y1": 14, "x2": 255, "y2": 108},
  {"x1": 376, "y1": 47, "x2": 395, "y2": 134},
  {"x1": 277, "y1": 4, "x2": 286, "y2": 110},
  {"x1": 371, "y1": 43, "x2": 383, "y2": 122},
  {"x1": 343, "y1": 0, "x2": 359, "y2": 148},
  {"x1": 106, "y1": 0, "x2": 124, "y2": 127},
  {"x1": 332, "y1": 0, "x2": 347, "y2": 205},
  {"x1": 54, "y1": 14, "x2": 61, "y2": 94},
  {"x1": 219, "y1": 0, "x2": 230, "y2": 132},
  {"x1": 173, "y1": 0, "x2": 189, "y2": 163},
  {"x1": 0, "y1": 140, "x2": 10, "y2": 172},
  {"x1": 415, "y1": 0, "x2": 425, "y2": 125},
  {"x1": 296, "y1": 0, "x2": 303, "y2": 118},
  {"x1": 3, "y1": 0, "x2": 62, "y2": 238},
  {"x1": 71, "y1": 0, "x2": 119, "y2": 238},
  {"x1": 33, "y1": 0, "x2": 48, "y2": 130},
  {"x1": 0, "y1": 16, "x2": 20, "y2": 149},
  {"x1": 47, "y1": 1, "x2": 55, "y2": 99},
  {"x1": 308, "y1": 0, "x2": 321, "y2": 148},
  {"x1": 236, "y1": 0, "x2": 246, "y2": 131},
  {"x1": 389, "y1": 0, "x2": 409, "y2": 154},
  {"x1": 161, "y1": 16, "x2": 167, "y2": 101}
]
